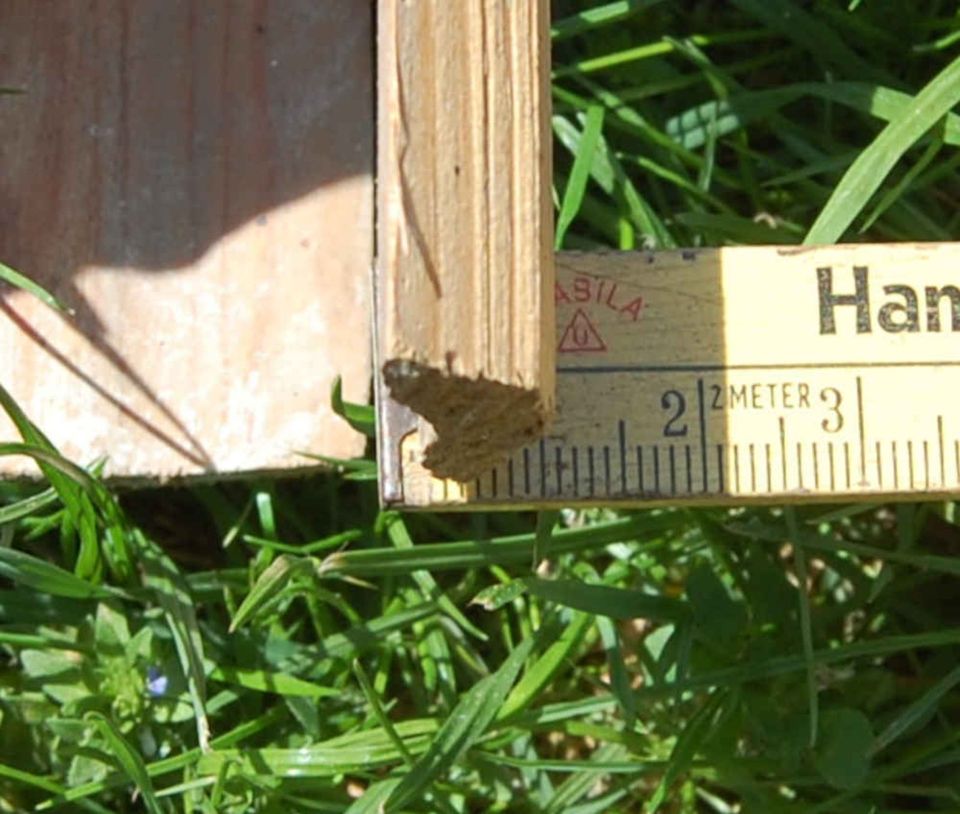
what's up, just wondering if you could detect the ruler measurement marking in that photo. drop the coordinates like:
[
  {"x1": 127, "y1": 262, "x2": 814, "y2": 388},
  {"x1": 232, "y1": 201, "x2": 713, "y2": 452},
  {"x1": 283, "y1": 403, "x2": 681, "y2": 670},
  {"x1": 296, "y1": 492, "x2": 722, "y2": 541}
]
[
  {"x1": 572, "y1": 448, "x2": 579, "y2": 498},
  {"x1": 764, "y1": 443, "x2": 773, "y2": 494},
  {"x1": 697, "y1": 378, "x2": 709, "y2": 492},
  {"x1": 938, "y1": 416, "x2": 946, "y2": 487},
  {"x1": 779, "y1": 418, "x2": 788, "y2": 492},
  {"x1": 908, "y1": 440, "x2": 915, "y2": 490},
  {"x1": 492, "y1": 373, "x2": 958, "y2": 503},
  {"x1": 604, "y1": 446, "x2": 612, "y2": 497},
  {"x1": 856, "y1": 376, "x2": 866, "y2": 483},
  {"x1": 669, "y1": 446, "x2": 677, "y2": 496},
  {"x1": 619, "y1": 420, "x2": 628, "y2": 494},
  {"x1": 733, "y1": 445, "x2": 741, "y2": 493},
  {"x1": 587, "y1": 444, "x2": 597, "y2": 497},
  {"x1": 539, "y1": 440, "x2": 547, "y2": 498},
  {"x1": 892, "y1": 440, "x2": 899, "y2": 490},
  {"x1": 716, "y1": 444, "x2": 725, "y2": 493}
]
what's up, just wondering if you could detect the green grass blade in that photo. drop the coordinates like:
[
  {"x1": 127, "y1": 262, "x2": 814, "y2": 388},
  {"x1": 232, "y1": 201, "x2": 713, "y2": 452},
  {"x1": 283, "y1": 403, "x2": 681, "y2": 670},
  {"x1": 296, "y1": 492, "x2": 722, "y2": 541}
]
[
  {"x1": 0, "y1": 261, "x2": 74, "y2": 314},
  {"x1": 730, "y1": 0, "x2": 892, "y2": 83},
  {"x1": 383, "y1": 638, "x2": 535, "y2": 811},
  {"x1": 87, "y1": 713, "x2": 164, "y2": 814},
  {"x1": 596, "y1": 615, "x2": 637, "y2": 727},
  {"x1": 675, "y1": 211, "x2": 801, "y2": 244},
  {"x1": 133, "y1": 530, "x2": 210, "y2": 751},
  {"x1": 872, "y1": 664, "x2": 960, "y2": 756},
  {"x1": 533, "y1": 510, "x2": 559, "y2": 568},
  {"x1": 240, "y1": 529, "x2": 362, "y2": 556},
  {"x1": 0, "y1": 546, "x2": 109, "y2": 599},
  {"x1": 0, "y1": 762, "x2": 113, "y2": 814},
  {"x1": 269, "y1": 601, "x2": 439, "y2": 673},
  {"x1": 229, "y1": 554, "x2": 309, "y2": 632},
  {"x1": 859, "y1": 129, "x2": 944, "y2": 233},
  {"x1": 805, "y1": 53, "x2": 960, "y2": 244},
  {"x1": 553, "y1": 30, "x2": 768, "y2": 79},
  {"x1": 345, "y1": 779, "x2": 401, "y2": 814},
  {"x1": 381, "y1": 513, "x2": 487, "y2": 641},
  {"x1": 545, "y1": 743, "x2": 631, "y2": 813},
  {"x1": 38, "y1": 707, "x2": 286, "y2": 808},
  {"x1": 209, "y1": 665, "x2": 340, "y2": 698},
  {"x1": 523, "y1": 577, "x2": 689, "y2": 622},
  {"x1": 0, "y1": 441, "x2": 102, "y2": 497},
  {"x1": 353, "y1": 659, "x2": 414, "y2": 767},
  {"x1": 497, "y1": 612, "x2": 592, "y2": 722},
  {"x1": 0, "y1": 387, "x2": 104, "y2": 579},
  {"x1": 554, "y1": 114, "x2": 675, "y2": 247},
  {"x1": 320, "y1": 514, "x2": 679, "y2": 577},
  {"x1": 555, "y1": 106, "x2": 606, "y2": 248},
  {"x1": 551, "y1": 0, "x2": 665, "y2": 41},
  {"x1": 646, "y1": 690, "x2": 729, "y2": 813},
  {"x1": 786, "y1": 509, "x2": 819, "y2": 749},
  {"x1": 0, "y1": 485, "x2": 59, "y2": 525},
  {"x1": 330, "y1": 376, "x2": 375, "y2": 438},
  {"x1": 471, "y1": 579, "x2": 528, "y2": 611},
  {"x1": 198, "y1": 719, "x2": 439, "y2": 778}
]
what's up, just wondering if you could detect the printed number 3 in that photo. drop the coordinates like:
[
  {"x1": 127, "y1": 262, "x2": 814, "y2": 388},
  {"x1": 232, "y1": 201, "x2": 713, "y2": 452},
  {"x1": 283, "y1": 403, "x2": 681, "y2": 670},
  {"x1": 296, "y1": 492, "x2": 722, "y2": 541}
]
[
  {"x1": 662, "y1": 390, "x2": 688, "y2": 437},
  {"x1": 820, "y1": 387, "x2": 844, "y2": 433}
]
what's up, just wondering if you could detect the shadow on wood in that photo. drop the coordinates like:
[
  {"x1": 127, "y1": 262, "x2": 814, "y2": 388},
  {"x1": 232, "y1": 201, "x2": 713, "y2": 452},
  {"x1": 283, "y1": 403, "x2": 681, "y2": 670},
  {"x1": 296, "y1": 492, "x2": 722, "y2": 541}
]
[{"x1": 0, "y1": 1, "x2": 373, "y2": 480}]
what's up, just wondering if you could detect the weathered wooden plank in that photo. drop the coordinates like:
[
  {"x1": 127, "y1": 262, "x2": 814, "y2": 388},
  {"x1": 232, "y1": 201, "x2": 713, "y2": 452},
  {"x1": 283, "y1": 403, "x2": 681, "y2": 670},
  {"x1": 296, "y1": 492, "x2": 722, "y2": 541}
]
[
  {"x1": 385, "y1": 243, "x2": 960, "y2": 508},
  {"x1": 376, "y1": 0, "x2": 555, "y2": 482},
  {"x1": 0, "y1": 0, "x2": 372, "y2": 480}
]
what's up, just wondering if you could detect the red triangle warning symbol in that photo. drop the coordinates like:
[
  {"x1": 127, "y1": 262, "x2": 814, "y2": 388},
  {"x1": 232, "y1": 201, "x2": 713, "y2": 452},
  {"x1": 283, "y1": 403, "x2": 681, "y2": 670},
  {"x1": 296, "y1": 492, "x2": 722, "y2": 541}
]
[{"x1": 558, "y1": 308, "x2": 607, "y2": 353}]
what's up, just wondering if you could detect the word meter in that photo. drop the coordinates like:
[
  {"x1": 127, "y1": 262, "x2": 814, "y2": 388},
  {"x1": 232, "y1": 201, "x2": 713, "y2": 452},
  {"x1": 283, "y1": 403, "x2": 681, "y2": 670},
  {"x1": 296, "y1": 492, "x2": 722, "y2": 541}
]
[{"x1": 378, "y1": 243, "x2": 960, "y2": 509}]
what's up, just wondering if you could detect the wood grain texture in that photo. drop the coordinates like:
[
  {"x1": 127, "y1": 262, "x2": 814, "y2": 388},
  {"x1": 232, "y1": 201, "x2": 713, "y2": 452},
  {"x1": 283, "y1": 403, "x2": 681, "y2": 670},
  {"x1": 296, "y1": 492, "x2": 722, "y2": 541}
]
[
  {"x1": 0, "y1": 0, "x2": 372, "y2": 480},
  {"x1": 385, "y1": 243, "x2": 960, "y2": 508},
  {"x1": 376, "y1": 0, "x2": 554, "y2": 482}
]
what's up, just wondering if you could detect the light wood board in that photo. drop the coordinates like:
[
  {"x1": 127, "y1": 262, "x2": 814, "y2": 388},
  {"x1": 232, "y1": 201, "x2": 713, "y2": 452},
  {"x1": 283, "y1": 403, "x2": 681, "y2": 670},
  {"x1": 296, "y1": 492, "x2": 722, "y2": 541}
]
[
  {"x1": 0, "y1": 1, "x2": 372, "y2": 481},
  {"x1": 376, "y1": 0, "x2": 554, "y2": 482},
  {"x1": 382, "y1": 242, "x2": 960, "y2": 508}
]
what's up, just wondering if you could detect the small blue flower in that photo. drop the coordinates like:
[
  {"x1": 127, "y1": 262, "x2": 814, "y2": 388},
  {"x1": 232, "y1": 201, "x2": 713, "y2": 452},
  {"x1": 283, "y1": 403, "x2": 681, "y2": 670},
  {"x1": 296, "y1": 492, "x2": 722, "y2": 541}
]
[{"x1": 146, "y1": 666, "x2": 169, "y2": 697}]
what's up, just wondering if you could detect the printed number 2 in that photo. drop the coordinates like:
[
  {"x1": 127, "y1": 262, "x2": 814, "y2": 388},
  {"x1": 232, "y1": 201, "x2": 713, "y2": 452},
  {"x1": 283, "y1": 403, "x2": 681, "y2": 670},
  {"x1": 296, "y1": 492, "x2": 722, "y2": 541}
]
[{"x1": 661, "y1": 390, "x2": 688, "y2": 437}]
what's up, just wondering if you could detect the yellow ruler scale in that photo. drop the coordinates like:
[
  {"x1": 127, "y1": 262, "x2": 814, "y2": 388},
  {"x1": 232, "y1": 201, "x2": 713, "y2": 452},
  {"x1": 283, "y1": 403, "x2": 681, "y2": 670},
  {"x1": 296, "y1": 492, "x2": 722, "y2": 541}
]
[{"x1": 378, "y1": 242, "x2": 960, "y2": 509}]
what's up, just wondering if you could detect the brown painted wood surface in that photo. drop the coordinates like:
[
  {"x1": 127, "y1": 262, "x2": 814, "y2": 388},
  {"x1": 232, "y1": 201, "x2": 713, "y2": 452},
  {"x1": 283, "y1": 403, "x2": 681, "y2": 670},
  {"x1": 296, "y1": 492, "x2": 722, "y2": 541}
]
[
  {"x1": 0, "y1": 1, "x2": 372, "y2": 480},
  {"x1": 376, "y1": 0, "x2": 554, "y2": 482}
]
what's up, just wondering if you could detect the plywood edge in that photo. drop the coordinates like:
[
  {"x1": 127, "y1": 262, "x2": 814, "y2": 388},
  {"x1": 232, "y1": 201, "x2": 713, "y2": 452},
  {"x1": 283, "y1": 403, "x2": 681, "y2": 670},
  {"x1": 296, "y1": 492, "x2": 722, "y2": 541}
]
[{"x1": 376, "y1": 0, "x2": 554, "y2": 482}]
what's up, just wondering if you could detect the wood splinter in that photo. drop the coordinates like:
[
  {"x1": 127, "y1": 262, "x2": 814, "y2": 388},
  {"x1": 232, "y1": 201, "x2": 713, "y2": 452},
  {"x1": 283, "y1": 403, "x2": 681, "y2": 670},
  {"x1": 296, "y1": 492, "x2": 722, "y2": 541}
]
[{"x1": 376, "y1": 0, "x2": 555, "y2": 482}]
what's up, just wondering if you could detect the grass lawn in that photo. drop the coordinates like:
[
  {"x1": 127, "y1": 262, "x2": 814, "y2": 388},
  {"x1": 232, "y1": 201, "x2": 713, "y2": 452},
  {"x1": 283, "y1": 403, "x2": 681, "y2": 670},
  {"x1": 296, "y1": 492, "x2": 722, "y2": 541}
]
[{"x1": 3, "y1": 1, "x2": 960, "y2": 811}]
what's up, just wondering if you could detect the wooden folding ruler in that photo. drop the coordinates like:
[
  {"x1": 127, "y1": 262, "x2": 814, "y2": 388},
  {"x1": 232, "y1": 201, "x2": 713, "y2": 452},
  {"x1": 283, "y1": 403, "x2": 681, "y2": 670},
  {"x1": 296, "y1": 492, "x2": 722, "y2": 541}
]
[{"x1": 374, "y1": 2, "x2": 960, "y2": 509}]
